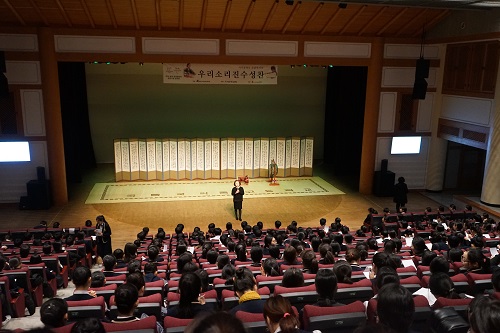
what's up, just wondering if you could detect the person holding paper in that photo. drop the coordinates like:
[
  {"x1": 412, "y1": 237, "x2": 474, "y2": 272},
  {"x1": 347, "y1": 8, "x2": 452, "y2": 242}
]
[
  {"x1": 95, "y1": 215, "x2": 112, "y2": 260},
  {"x1": 231, "y1": 180, "x2": 245, "y2": 221}
]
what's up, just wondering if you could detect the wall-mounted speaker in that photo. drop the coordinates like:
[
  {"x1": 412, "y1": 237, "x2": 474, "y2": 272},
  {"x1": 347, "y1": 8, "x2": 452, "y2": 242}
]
[
  {"x1": 412, "y1": 77, "x2": 428, "y2": 100},
  {"x1": 415, "y1": 58, "x2": 430, "y2": 79},
  {"x1": 0, "y1": 51, "x2": 5, "y2": 73}
]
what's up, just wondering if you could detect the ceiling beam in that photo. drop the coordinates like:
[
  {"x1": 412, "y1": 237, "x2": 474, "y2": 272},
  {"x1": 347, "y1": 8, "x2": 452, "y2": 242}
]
[
  {"x1": 357, "y1": 6, "x2": 386, "y2": 36},
  {"x1": 105, "y1": 0, "x2": 118, "y2": 28},
  {"x1": 221, "y1": 0, "x2": 232, "y2": 32},
  {"x1": 130, "y1": 0, "x2": 140, "y2": 29},
  {"x1": 262, "y1": 0, "x2": 279, "y2": 33},
  {"x1": 396, "y1": 8, "x2": 427, "y2": 37},
  {"x1": 377, "y1": 7, "x2": 407, "y2": 36},
  {"x1": 155, "y1": 0, "x2": 162, "y2": 30},
  {"x1": 282, "y1": 1, "x2": 302, "y2": 34},
  {"x1": 320, "y1": 7, "x2": 340, "y2": 35},
  {"x1": 339, "y1": 5, "x2": 366, "y2": 35},
  {"x1": 200, "y1": 0, "x2": 208, "y2": 31},
  {"x1": 55, "y1": 0, "x2": 73, "y2": 27},
  {"x1": 80, "y1": 0, "x2": 95, "y2": 28},
  {"x1": 3, "y1": 0, "x2": 26, "y2": 26},
  {"x1": 241, "y1": 0, "x2": 256, "y2": 33},
  {"x1": 28, "y1": 0, "x2": 48, "y2": 26},
  {"x1": 301, "y1": 2, "x2": 323, "y2": 34},
  {"x1": 412, "y1": 9, "x2": 450, "y2": 37}
]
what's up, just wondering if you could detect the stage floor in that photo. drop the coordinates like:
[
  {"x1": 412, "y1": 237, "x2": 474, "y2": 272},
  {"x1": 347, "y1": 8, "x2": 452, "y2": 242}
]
[{"x1": 85, "y1": 177, "x2": 344, "y2": 204}]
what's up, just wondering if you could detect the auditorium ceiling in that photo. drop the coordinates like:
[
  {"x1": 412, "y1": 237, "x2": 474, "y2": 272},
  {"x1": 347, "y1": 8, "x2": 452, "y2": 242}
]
[{"x1": 0, "y1": 0, "x2": 499, "y2": 38}]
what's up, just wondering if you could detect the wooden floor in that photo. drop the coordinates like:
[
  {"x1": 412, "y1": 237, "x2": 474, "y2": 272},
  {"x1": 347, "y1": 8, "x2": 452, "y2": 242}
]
[{"x1": 0, "y1": 162, "x2": 483, "y2": 251}]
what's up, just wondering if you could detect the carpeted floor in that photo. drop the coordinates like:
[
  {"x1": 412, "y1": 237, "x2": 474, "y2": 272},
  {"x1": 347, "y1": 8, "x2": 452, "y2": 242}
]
[{"x1": 85, "y1": 177, "x2": 344, "y2": 204}]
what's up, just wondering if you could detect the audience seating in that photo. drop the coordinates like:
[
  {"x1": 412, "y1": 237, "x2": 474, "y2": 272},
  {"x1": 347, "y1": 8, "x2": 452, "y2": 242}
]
[
  {"x1": 412, "y1": 295, "x2": 432, "y2": 332},
  {"x1": 235, "y1": 306, "x2": 298, "y2": 333},
  {"x1": 274, "y1": 284, "x2": 317, "y2": 311},
  {"x1": 27, "y1": 262, "x2": 57, "y2": 299},
  {"x1": 433, "y1": 297, "x2": 473, "y2": 320},
  {"x1": 0, "y1": 275, "x2": 25, "y2": 318},
  {"x1": 104, "y1": 315, "x2": 158, "y2": 333},
  {"x1": 110, "y1": 293, "x2": 163, "y2": 320},
  {"x1": 302, "y1": 301, "x2": 367, "y2": 333},
  {"x1": 92, "y1": 284, "x2": 117, "y2": 307},
  {"x1": 144, "y1": 280, "x2": 165, "y2": 299},
  {"x1": 66, "y1": 296, "x2": 106, "y2": 322},
  {"x1": 2, "y1": 266, "x2": 41, "y2": 307},
  {"x1": 51, "y1": 323, "x2": 75, "y2": 333},
  {"x1": 466, "y1": 273, "x2": 493, "y2": 295},
  {"x1": 336, "y1": 278, "x2": 373, "y2": 304},
  {"x1": 164, "y1": 316, "x2": 192, "y2": 333},
  {"x1": 400, "y1": 276, "x2": 423, "y2": 294}
]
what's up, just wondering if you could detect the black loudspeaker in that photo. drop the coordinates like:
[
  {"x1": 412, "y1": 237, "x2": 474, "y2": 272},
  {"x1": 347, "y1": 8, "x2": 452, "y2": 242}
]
[
  {"x1": 412, "y1": 78, "x2": 428, "y2": 100},
  {"x1": 415, "y1": 58, "x2": 430, "y2": 79},
  {"x1": 373, "y1": 171, "x2": 395, "y2": 197},
  {"x1": 381, "y1": 159, "x2": 388, "y2": 173},
  {"x1": 19, "y1": 196, "x2": 31, "y2": 210},
  {"x1": 37, "y1": 166, "x2": 46, "y2": 181},
  {"x1": 26, "y1": 180, "x2": 51, "y2": 209},
  {"x1": 0, "y1": 73, "x2": 8, "y2": 98},
  {"x1": 0, "y1": 51, "x2": 5, "y2": 73}
]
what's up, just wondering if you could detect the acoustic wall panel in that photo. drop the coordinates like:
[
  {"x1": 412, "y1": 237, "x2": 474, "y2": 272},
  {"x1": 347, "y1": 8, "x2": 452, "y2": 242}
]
[
  {"x1": 227, "y1": 138, "x2": 236, "y2": 179},
  {"x1": 276, "y1": 138, "x2": 286, "y2": 178},
  {"x1": 146, "y1": 139, "x2": 156, "y2": 180},
  {"x1": 211, "y1": 138, "x2": 220, "y2": 179},
  {"x1": 185, "y1": 139, "x2": 192, "y2": 180},
  {"x1": 299, "y1": 138, "x2": 306, "y2": 176},
  {"x1": 259, "y1": 138, "x2": 269, "y2": 178},
  {"x1": 20, "y1": 89, "x2": 45, "y2": 136},
  {"x1": 190, "y1": 139, "x2": 197, "y2": 180},
  {"x1": 304, "y1": 137, "x2": 314, "y2": 176},
  {"x1": 138, "y1": 139, "x2": 147, "y2": 180},
  {"x1": 114, "y1": 139, "x2": 123, "y2": 181},
  {"x1": 120, "y1": 140, "x2": 130, "y2": 181}
]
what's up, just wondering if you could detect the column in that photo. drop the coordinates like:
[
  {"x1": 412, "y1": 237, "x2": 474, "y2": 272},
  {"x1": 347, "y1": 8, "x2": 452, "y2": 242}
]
[
  {"x1": 359, "y1": 37, "x2": 384, "y2": 194},
  {"x1": 38, "y1": 28, "x2": 68, "y2": 205}
]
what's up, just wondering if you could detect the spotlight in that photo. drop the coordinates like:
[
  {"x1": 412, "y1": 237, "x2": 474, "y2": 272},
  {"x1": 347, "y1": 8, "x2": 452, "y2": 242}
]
[
  {"x1": 303, "y1": 64, "x2": 307, "y2": 68},
  {"x1": 285, "y1": 0, "x2": 294, "y2": 5},
  {"x1": 338, "y1": 3, "x2": 347, "y2": 9},
  {"x1": 139, "y1": 62, "x2": 144, "y2": 66},
  {"x1": 106, "y1": 62, "x2": 111, "y2": 65}
]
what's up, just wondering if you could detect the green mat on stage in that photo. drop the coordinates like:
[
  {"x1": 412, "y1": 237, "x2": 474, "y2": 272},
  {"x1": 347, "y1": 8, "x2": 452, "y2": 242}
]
[{"x1": 85, "y1": 177, "x2": 344, "y2": 204}]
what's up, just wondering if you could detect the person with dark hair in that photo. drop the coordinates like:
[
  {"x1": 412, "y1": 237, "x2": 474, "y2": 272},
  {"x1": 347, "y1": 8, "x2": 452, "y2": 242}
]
[
  {"x1": 91, "y1": 271, "x2": 106, "y2": 288},
  {"x1": 229, "y1": 267, "x2": 265, "y2": 315},
  {"x1": 264, "y1": 295, "x2": 309, "y2": 333},
  {"x1": 216, "y1": 254, "x2": 230, "y2": 269},
  {"x1": 393, "y1": 176, "x2": 409, "y2": 212},
  {"x1": 318, "y1": 243, "x2": 335, "y2": 265},
  {"x1": 282, "y1": 246, "x2": 299, "y2": 266},
  {"x1": 127, "y1": 259, "x2": 142, "y2": 275},
  {"x1": 492, "y1": 269, "x2": 500, "y2": 292},
  {"x1": 333, "y1": 260, "x2": 353, "y2": 284},
  {"x1": 281, "y1": 268, "x2": 304, "y2": 288},
  {"x1": 468, "y1": 296, "x2": 500, "y2": 333},
  {"x1": 70, "y1": 317, "x2": 106, "y2": 333},
  {"x1": 301, "y1": 250, "x2": 318, "y2": 274},
  {"x1": 421, "y1": 251, "x2": 437, "y2": 266},
  {"x1": 250, "y1": 246, "x2": 263, "y2": 266},
  {"x1": 374, "y1": 266, "x2": 400, "y2": 293},
  {"x1": 221, "y1": 264, "x2": 236, "y2": 285},
  {"x1": 112, "y1": 283, "x2": 140, "y2": 322},
  {"x1": 66, "y1": 266, "x2": 95, "y2": 301},
  {"x1": 463, "y1": 248, "x2": 491, "y2": 274},
  {"x1": 261, "y1": 258, "x2": 281, "y2": 277},
  {"x1": 411, "y1": 236, "x2": 428, "y2": 257},
  {"x1": 126, "y1": 272, "x2": 145, "y2": 296},
  {"x1": 146, "y1": 245, "x2": 163, "y2": 263},
  {"x1": 103, "y1": 254, "x2": 120, "y2": 277},
  {"x1": 113, "y1": 248, "x2": 127, "y2": 268},
  {"x1": 269, "y1": 245, "x2": 281, "y2": 260},
  {"x1": 184, "y1": 312, "x2": 246, "y2": 333},
  {"x1": 448, "y1": 248, "x2": 463, "y2": 263},
  {"x1": 346, "y1": 248, "x2": 364, "y2": 271},
  {"x1": 429, "y1": 272, "x2": 461, "y2": 301},
  {"x1": 95, "y1": 215, "x2": 112, "y2": 260},
  {"x1": 369, "y1": 252, "x2": 400, "y2": 280},
  {"x1": 313, "y1": 269, "x2": 343, "y2": 307},
  {"x1": 377, "y1": 283, "x2": 415, "y2": 333},
  {"x1": 231, "y1": 180, "x2": 245, "y2": 221},
  {"x1": 123, "y1": 242, "x2": 138, "y2": 263},
  {"x1": 144, "y1": 262, "x2": 161, "y2": 282},
  {"x1": 40, "y1": 298, "x2": 68, "y2": 328},
  {"x1": 167, "y1": 272, "x2": 209, "y2": 318}
]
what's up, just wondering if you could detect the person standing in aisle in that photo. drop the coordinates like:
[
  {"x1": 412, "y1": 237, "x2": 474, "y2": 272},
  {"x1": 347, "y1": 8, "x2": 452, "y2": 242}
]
[{"x1": 393, "y1": 176, "x2": 409, "y2": 212}]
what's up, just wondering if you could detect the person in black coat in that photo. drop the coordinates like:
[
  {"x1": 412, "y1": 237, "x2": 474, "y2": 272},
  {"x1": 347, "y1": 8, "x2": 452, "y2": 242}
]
[
  {"x1": 393, "y1": 176, "x2": 409, "y2": 212},
  {"x1": 231, "y1": 180, "x2": 245, "y2": 221},
  {"x1": 95, "y1": 215, "x2": 112, "y2": 260}
]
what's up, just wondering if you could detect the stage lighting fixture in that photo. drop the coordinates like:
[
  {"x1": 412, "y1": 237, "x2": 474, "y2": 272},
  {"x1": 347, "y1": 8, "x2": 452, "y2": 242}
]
[
  {"x1": 285, "y1": 0, "x2": 294, "y2": 5},
  {"x1": 338, "y1": 3, "x2": 347, "y2": 9}
]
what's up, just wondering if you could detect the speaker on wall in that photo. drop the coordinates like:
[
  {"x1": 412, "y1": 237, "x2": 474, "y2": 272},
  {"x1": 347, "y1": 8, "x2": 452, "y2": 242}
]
[
  {"x1": 0, "y1": 51, "x2": 5, "y2": 73},
  {"x1": 415, "y1": 58, "x2": 430, "y2": 79},
  {"x1": 412, "y1": 78, "x2": 428, "y2": 100},
  {"x1": 412, "y1": 57, "x2": 429, "y2": 100}
]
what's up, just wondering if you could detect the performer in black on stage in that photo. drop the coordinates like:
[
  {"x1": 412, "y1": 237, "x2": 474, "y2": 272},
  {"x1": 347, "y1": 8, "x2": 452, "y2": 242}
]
[{"x1": 231, "y1": 180, "x2": 245, "y2": 221}]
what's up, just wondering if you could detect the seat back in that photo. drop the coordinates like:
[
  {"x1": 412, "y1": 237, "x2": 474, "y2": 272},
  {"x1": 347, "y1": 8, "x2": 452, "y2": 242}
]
[
  {"x1": 466, "y1": 273, "x2": 493, "y2": 296},
  {"x1": 433, "y1": 297, "x2": 473, "y2": 320},
  {"x1": 93, "y1": 284, "x2": 117, "y2": 307},
  {"x1": 235, "y1": 311, "x2": 267, "y2": 333},
  {"x1": 412, "y1": 295, "x2": 432, "y2": 332},
  {"x1": 67, "y1": 296, "x2": 106, "y2": 322},
  {"x1": 164, "y1": 316, "x2": 192, "y2": 333},
  {"x1": 104, "y1": 315, "x2": 157, "y2": 333},
  {"x1": 303, "y1": 301, "x2": 367, "y2": 333},
  {"x1": 256, "y1": 275, "x2": 283, "y2": 293},
  {"x1": 274, "y1": 284, "x2": 317, "y2": 311},
  {"x1": 336, "y1": 279, "x2": 374, "y2": 304}
]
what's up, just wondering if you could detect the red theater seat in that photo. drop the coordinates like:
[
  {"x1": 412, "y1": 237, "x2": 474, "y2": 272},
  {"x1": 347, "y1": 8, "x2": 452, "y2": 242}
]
[{"x1": 302, "y1": 301, "x2": 366, "y2": 333}]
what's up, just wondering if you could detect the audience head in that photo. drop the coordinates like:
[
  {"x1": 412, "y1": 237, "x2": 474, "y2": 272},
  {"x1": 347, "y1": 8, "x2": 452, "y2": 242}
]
[
  {"x1": 448, "y1": 248, "x2": 463, "y2": 262},
  {"x1": 177, "y1": 272, "x2": 202, "y2": 318},
  {"x1": 429, "y1": 256, "x2": 450, "y2": 274},
  {"x1": 429, "y1": 272, "x2": 460, "y2": 299},
  {"x1": 221, "y1": 264, "x2": 236, "y2": 283},
  {"x1": 421, "y1": 250, "x2": 437, "y2": 266},
  {"x1": 283, "y1": 246, "x2": 297, "y2": 265},
  {"x1": 375, "y1": 266, "x2": 400, "y2": 292},
  {"x1": 127, "y1": 259, "x2": 142, "y2": 274},
  {"x1": 492, "y1": 269, "x2": 500, "y2": 292},
  {"x1": 411, "y1": 236, "x2": 427, "y2": 255},
  {"x1": 468, "y1": 296, "x2": 500, "y2": 333},
  {"x1": 233, "y1": 267, "x2": 257, "y2": 297},
  {"x1": 333, "y1": 260, "x2": 353, "y2": 284},
  {"x1": 377, "y1": 283, "x2": 415, "y2": 333},
  {"x1": 126, "y1": 272, "x2": 145, "y2": 296},
  {"x1": 282, "y1": 268, "x2": 304, "y2": 288},
  {"x1": 314, "y1": 269, "x2": 338, "y2": 305},
  {"x1": 90, "y1": 271, "x2": 106, "y2": 288},
  {"x1": 261, "y1": 258, "x2": 281, "y2": 277},
  {"x1": 114, "y1": 283, "x2": 139, "y2": 316},
  {"x1": 301, "y1": 250, "x2": 319, "y2": 274},
  {"x1": 103, "y1": 254, "x2": 116, "y2": 271},
  {"x1": 40, "y1": 298, "x2": 68, "y2": 328},
  {"x1": 463, "y1": 248, "x2": 491, "y2": 273},
  {"x1": 250, "y1": 246, "x2": 263, "y2": 264},
  {"x1": 72, "y1": 266, "x2": 92, "y2": 288},
  {"x1": 70, "y1": 318, "x2": 105, "y2": 333},
  {"x1": 184, "y1": 312, "x2": 246, "y2": 333},
  {"x1": 263, "y1": 295, "x2": 301, "y2": 333}
]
